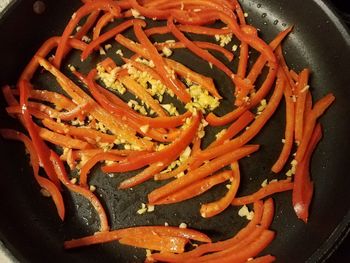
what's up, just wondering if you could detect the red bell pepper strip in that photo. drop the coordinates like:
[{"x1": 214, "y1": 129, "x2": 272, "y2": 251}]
[
  {"x1": 231, "y1": 180, "x2": 293, "y2": 206},
  {"x1": 200, "y1": 162, "x2": 240, "y2": 218},
  {"x1": 148, "y1": 145, "x2": 259, "y2": 204},
  {"x1": 64, "y1": 225, "x2": 211, "y2": 249},
  {"x1": 0, "y1": 129, "x2": 65, "y2": 220},
  {"x1": 102, "y1": 112, "x2": 200, "y2": 173},
  {"x1": 295, "y1": 93, "x2": 335, "y2": 163},
  {"x1": 153, "y1": 170, "x2": 232, "y2": 205},
  {"x1": 54, "y1": 0, "x2": 121, "y2": 68},
  {"x1": 81, "y1": 19, "x2": 143, "y2": 60},
  {"x1": 293, "y1": 124, "x2": 322, "y2": 223},
  {"x1": 50, "y1": 150, "x2": 110, "y2": 232},
  {"x1": 133, "y1": 22, "x2": 191, "y2": 103},
  {"x1": 19, "y1": 80, "x2": 61, "y2": 188}
]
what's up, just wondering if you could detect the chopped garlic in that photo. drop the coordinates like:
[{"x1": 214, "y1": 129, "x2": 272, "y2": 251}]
[
  {"x1": 164, "y1": 222, "x2": 169, "y2": 226},
  {"x1": 89, "y1": 185, "x2": 96, "y2": 192},
  {"x1": 105, "y1": 44, "x2": 112, "y2": 50},
  {"x1": 261, "y1": 179, "x2": 268, "y2": 187},
  {"x1": 137, "y1": 203, "x2": 147, "y2": 214},
  {"x1": 185, "y1": 84, "x2": 219, "y2": 113},
  {"x1": 140, "y1": 124, "x2": 150, "y2": 133},
  {"x1": 162, "y1": 46, "x2": 173, "y2": 57},
  {"x1": 82, "y1": 35, "x2": 91, "y2": 43},
  {"x1": 179, "y1": 223, "x2": 187, "y2": 229},
  {"x1": 147, "y1": 204, "x2": 155, "y2": 212},
  {"x1": 238, "y1": 205, "x2": 254, "y2": 220},
  {"x1": 99, "y1": 47, "x2": 106, "y2": 55},
  {"x1": 70, "y1": 178, "x2": 78, "y2": 184},
  {"x1": 214, "y1": 33, "x2": 233, "y2": 47},
  {"x1": 232, "y1": 44, "x2": 238, "y2": 52},
  {"x1": 40, "y1": 189, "x2": 51, "y2": 197},
  {"x1": 215, "y1": 129, "x2": 227, "y2": 139},
  {"x1": 116, "y1": 49, "x2": 124, "y2": 57}
]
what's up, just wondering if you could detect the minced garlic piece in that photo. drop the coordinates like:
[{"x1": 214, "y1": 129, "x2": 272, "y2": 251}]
[
  {"x1": 215, "y1": 129, "x2": 227, "y2": 139},
  {"x1": 99, "y1": 47, "x2": 106, "y2": 55},
  {"x1": 115, "y1": 49, "x2": 124, "y2": 57},
  {"x1": 162, "y1": 46, "x2": 173, "y2": 57},
  {"x1": 70, "y1": 178, "x2": 78, "y2": 184},
  {"x1": 40, "y1": 189, "x2": 51, "y2": 197},
  {"x1": 257, "y1": 99, "x2": 267, "y2": 114},
  {"x1": 238, "y1": 205, "x2": 254, "y2": 220},
  {"x1": 82, "y1": 35, "x2": 91, "y2": 43},
  {"x1": 179, "y1": 223, "x2": 187, "y2": 229},
  {"x1": 261, "y1": 179, "x2": 268, "y2": 187},
  {"x1": 105, "y1": 44, "x2": 112, "y2": 50},
  {"x1": 147, "y1": 204, "x2": 155, "y2": 212},
  {"x1": 89, "y1": 185, "x2": 96, "y2": 192},
  {"x1": 185, "y1": 84, "x2": 219, "y2": 113},
  {"x1": 214, "y1": 33, "x2": 233, "y2": 47},
  {"x1": 137, "y1": 203, "x2": 147, "y2": 214},
  {"x1": 161, "y1": 103, "x2": 179, "y2": 116},
  {"x1": 140, "y1": 124, "x2": 150, "y2": 133},
  {"x1": 232, "y1": 44, "x2": 238, "y2": 52}
]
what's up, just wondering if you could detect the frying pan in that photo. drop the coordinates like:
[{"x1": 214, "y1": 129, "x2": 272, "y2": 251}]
[{"x1": 0, "y1": 0, "x2": 349, "y2": 262}]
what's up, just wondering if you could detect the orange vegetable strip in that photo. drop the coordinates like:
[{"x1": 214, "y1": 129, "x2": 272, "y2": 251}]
[
  {"x1": 50, "y1": 151, "x2": 110, "y2": 232},
  {"x1": 247, "y1": 255, "x2": 276, "y2": 263},
  {"x1": 303, "y1": 91, "x2": 313, "y2": 130},
  {"x1": 118, "y1": 75, "x2": 167, "y2": 116},
  {"x1": 19, "y1": 80, "x2": 61, "y2": 188},
  {"x1": 154, "y1": 159, "x2": 189, "y2": 181},
  {"x1": 294, "y1": 69, "x2": 310, "y2": 142},
  {"x1": 208, "y1": 111, "x2": 255, "y2": 149},
  {"x1": 165, "y1": 58, "x2": 221, "y2": 99},
  {"x1": 80, "y1": 153, "x2": 126, "y2": 188},
  {"x1": 118, "y1": 160, "x2": 170, "y2": 189},
  {"x1": 0, "y1": 129, "x2": 65, "y2": 220},
  {"x1": 92, "y1": 12, "x2": 114, "y2": 40},
  {"x1": 153, "y1": 170, "x2": 232, "y2": 205},
  {"x1": 25, "y1": 89, "x2": 78, "y2": 111},
  {"x1": 205, "y1": 27, "x2": 292, "y2": 127},
  {"x1": 119, "y1": 235, "x2": 188, "y2": 253},
  {"x1": 275, "y1": 45, "x2": 297, "y2": 94},
  {"x1": 260, "y1": 198, "x2": 275, "y2": 229},
  {"x1": 231, "y1": 180, "x2": 293, "y2": 206},
  {"x1": 290, "y1": 70, "x2": 299, "y2": 82},
  {"x1": 150, "y1": 201, "x2": 264, "y2": 262},
  {"x1": 194, "y1": 76, "x2": 284, "y2": 167},
  {"x1": 168, "y1": 16, "x2": 252, "y2": 96},
  {"x1": 20, "y1": 36, "x2": 86, "y2": 82},
  {"x1": 37, "y1": 57, "x2": 153, "y2": 150},
  {"x1": 54, "y1": 0, "x2": 121, "y2": 68},
  {"x1": 237, "y1": 25, "x2": 257, "y2": 80},
  {"x1": 79, "y1": 69, "x2": 190, "y2": 129},
  {"x1": 75, "y1": 10, "x2": 100, "y2": 40},
  {"x1": 293, "y1": 124, "x2": 322, "y2": 223},
  {"x1": 6, "y1": 105, "x2": 50, "y2": 120},
  {"x1": 145, "y1": 25, "x2": 232, "y2": 36},
  {"x1": 271, "y1": 70, "x2": 295, "y2": 173},
  {"x1": 2, "y1": 85, "x2": 18, "y2": 106},
  {"x1": 64, "y1": 226, "x2": 211, "y2": 249},
  {"x1": 295, "y1": 93, "x2": 335, "y2": 162},
  {"x1": 200, "y1": 162, "x2": 240, "y2": 218},
  {"x1": 190, "y1": 229, "x2": 275, "y2": 263},
  {"x1": 42, "y1": 118, "x2": 117, "y2": 144},
  {"x1": 24, "y1": 101, "x2": 89, "y2": 121},
  {"x1": 133, "y1": 22, "x2": 191, "y2": 103},
  {"x1": 81, "y1": 19, "x2": 142, "y2": 60},
  {"x1": 155, "y1": 40, "x2": 234, "y2": 62},
  {"x1": 39, "y1": 128, "x2": 93, "y2": 150},
  {"x1": 148, "y1": 145, "x2": 259, "y2": 204},
  {"x1": 123, "y1": 57, "x2": 166, "y2": 85},
  {"x1": 102, "y1": 112, "x2": 200, "y2": 173},
  {"x1": 129, "y1": 0, "x2": 171, "y2": 19}
]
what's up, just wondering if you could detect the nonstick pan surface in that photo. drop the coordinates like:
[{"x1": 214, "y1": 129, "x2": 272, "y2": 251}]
[{"x1": 0, "y1": 0, "x2": 349, "y2": 262}]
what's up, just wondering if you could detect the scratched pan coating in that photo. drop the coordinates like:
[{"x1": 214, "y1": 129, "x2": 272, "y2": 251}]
[{"x1": 0, "y1": 0, "x2": 349, "y2": 262}]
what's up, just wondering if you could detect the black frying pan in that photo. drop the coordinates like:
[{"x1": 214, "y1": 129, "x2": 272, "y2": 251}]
[{"x1": 0, "y1": 0, "x2": 349, "y2": 262}]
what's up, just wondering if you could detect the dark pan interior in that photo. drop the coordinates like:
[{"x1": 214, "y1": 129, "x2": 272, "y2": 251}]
[{"x1": 0, "y1": 0, "x2": 349, "y2": 262}]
